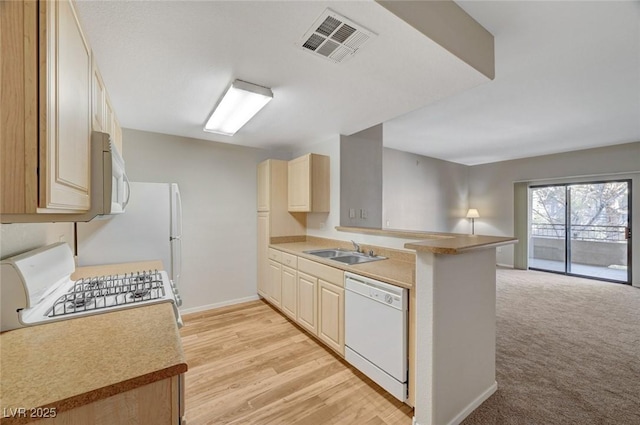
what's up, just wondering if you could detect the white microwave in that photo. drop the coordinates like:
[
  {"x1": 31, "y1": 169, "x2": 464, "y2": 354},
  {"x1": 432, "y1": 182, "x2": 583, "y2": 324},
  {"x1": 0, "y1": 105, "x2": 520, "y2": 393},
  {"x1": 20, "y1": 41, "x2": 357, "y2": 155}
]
[{"x1": 96, "y1": 131, "x2": 129, "y2": 216}]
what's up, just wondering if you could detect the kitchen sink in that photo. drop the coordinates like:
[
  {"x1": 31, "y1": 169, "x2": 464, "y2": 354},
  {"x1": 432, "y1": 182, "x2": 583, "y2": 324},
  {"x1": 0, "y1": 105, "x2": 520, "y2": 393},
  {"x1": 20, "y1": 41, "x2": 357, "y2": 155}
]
[
  {"x1": 330, "y1": 254, "x2": 385, "y2": 265},
  {"x1": 303, "y1": 248, "x2": 352, "y2": 258},
  {"x1": 303, "y1": 249, "x2": 387, "y2": 264}
]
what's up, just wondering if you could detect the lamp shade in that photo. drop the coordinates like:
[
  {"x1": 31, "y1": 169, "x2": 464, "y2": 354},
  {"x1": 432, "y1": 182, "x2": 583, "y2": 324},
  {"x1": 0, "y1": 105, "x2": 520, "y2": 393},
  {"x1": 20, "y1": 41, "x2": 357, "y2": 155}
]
[
  {"x1": 466, "y1": 208, "x2": 480, "y2": 218},
  {"x1": 204, "y1": 80, "x2": 273, "y2": 136}
]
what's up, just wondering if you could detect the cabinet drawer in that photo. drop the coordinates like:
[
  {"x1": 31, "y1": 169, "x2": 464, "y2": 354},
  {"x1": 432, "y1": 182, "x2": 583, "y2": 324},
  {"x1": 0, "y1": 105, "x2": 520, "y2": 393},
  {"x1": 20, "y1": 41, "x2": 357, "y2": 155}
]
[
  {"x1": 281, "y1": 252, "x2": 297, "y2": 268},
  {"x1": 298, "y1": 258, "x2": 344, "y2": 287},
  {"x1": 268, "y1": 248, "x2": 282, "y2": 262}
]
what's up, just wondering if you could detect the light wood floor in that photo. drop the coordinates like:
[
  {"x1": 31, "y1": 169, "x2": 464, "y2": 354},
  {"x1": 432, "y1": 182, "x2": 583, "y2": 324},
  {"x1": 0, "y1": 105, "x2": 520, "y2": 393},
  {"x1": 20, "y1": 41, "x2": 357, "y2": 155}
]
[{"x1": 180, "y1": 300, "x2": 413, "y2": 425}]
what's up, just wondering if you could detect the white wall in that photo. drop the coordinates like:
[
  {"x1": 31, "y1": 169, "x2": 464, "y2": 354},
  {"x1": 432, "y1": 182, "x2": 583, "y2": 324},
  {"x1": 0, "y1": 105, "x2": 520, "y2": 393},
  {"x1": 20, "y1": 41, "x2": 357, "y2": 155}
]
[
  {"x1": 383, "y1": 148, "x2": 469, "y2": 233},
  {"x1": 468, "y1": 142, "x2": 640, "y2": 286},
  {"x1": 122, "y1": 129, "x2": 288, "y2": 311},
  {"x1": 0, "y1": 223, "x2": 74, "y2": 259}
]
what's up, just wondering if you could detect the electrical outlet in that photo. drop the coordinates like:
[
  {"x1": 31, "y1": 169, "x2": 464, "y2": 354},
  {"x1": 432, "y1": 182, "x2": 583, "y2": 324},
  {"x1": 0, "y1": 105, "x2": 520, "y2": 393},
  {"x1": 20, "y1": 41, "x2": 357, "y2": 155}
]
[
  {"x1": 360, "y1": 209, "x2": 368, "y2": 219},
  {"x1": 349, "y1": 208, "x2": 356, "y2": 219},
  {"x1": 58, "y1": 235, "x2": 66, "y2": 242},
  {"x1": 497, "y1": 247, "x2": 502, "y2": 253}
]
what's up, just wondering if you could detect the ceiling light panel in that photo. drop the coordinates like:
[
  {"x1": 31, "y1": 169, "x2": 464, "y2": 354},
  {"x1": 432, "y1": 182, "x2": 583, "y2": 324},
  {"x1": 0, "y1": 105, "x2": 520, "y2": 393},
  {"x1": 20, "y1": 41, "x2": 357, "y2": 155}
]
[
  {"x1": 204, "y1": 80, "x2": 273, "y2": 136},
  {"x1": 299, "y1": 9, "x2": 377, "y2": 64}
]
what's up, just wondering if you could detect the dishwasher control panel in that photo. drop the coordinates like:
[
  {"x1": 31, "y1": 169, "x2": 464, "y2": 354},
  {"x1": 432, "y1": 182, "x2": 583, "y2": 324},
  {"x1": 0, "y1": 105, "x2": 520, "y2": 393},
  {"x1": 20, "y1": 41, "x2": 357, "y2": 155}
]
[{"x1": 345, "y1": 272, "x2": 407, "y2": 311}]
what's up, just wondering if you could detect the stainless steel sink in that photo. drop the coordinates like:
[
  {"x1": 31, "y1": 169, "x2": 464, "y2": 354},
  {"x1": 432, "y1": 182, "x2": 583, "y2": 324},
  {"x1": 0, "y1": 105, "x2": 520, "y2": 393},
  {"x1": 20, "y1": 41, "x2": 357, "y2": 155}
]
[
  {"x1": 330, "y1": 254, "x2": 385, "y2": 265},
  {"x1": 303, "y1": 249, "x2": 387, "y2": 264},
  {"x1": 303, "y1": 248, "x2": 352, "y2": 258}
]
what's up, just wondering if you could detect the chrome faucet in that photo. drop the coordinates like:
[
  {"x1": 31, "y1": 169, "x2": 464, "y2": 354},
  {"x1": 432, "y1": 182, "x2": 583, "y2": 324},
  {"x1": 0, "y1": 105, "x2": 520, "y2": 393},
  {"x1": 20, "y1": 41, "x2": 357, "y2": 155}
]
[{"x1": 351, "y1": 240, "x2": 361, "y2": 253}]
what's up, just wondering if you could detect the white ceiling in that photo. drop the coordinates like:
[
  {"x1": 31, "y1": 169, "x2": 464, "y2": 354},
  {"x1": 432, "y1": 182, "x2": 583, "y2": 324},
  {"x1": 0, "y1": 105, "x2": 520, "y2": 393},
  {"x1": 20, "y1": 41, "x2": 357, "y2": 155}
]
[{"x1": 75, "y1": 1, "x2": 640, "y2": 166}]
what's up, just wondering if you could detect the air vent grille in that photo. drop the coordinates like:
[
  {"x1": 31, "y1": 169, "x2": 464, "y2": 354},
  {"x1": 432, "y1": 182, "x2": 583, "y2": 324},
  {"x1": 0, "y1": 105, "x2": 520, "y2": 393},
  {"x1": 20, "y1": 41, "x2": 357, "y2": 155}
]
[{"x1": 299, "y1": 9, "x2": 376, "y2": 64}]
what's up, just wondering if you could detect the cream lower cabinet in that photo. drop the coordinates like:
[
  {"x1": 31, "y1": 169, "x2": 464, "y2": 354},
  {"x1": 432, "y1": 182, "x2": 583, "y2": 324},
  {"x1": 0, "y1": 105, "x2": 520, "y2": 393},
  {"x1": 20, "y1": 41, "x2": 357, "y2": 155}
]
[
  {"x1": 281, "y1": 265, "x2": 297, "y2": 320},
  {"x1": 318, "y1": 280, "x2": 345, "y2": 356},
  {"x1": 296, "y1": 271, "x2": 317, "y2": 335},
  {"x1": 261, "y1": 249, "x2": 345, "y2": 357},
  {"x1": 268, "y1": 259, "x2": 282, "y2": 309},
  {"x1": 297, "y1": 257, "x2": 345, "y2": 356}
]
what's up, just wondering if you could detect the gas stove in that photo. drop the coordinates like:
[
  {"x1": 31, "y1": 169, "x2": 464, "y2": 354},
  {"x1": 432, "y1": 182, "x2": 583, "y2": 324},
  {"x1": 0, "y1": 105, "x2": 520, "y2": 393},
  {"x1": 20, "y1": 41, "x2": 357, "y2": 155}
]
[{"x1": 1, "y1": 243, "x2": 182, "y2": 332}]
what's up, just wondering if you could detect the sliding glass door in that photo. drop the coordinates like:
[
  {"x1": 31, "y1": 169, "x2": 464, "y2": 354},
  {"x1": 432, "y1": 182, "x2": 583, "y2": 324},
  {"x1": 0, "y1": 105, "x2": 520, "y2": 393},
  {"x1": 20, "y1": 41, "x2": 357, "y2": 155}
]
[
  {"x1": 529, "y1": 180, "x2": 631, "y2": 284},
  {"x1": 530, "y1": 185, "x2": 566, "y2": 273}
]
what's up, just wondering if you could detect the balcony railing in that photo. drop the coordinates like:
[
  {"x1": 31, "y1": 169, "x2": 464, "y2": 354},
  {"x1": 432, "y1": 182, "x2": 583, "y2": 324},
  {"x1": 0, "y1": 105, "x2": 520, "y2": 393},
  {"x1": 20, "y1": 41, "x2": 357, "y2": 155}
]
[{"x1": 531, "y1": 223, "x2": 626, "y2": 242}]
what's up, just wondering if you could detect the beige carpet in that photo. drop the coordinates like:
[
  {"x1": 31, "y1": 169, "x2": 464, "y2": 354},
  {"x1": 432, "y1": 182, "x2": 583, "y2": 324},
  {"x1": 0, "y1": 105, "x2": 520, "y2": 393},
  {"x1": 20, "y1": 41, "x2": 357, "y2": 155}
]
[{"x1": 462, "y1": 268, "x2": 640, "y2": 425}]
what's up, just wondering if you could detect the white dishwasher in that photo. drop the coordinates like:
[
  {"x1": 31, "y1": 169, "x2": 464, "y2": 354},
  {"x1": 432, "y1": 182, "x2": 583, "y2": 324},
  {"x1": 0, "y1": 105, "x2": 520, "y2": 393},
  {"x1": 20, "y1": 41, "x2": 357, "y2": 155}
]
[{"x1": 344, "y1": 272, "x2": 408, "y2": 401}]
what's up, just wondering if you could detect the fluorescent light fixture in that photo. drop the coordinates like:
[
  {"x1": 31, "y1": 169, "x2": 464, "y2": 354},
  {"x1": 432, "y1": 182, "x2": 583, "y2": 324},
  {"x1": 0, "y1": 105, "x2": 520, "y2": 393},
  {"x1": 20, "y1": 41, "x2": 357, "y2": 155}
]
[{"x1": 204, "y1": 80, "x2": 273, "y2": 136}]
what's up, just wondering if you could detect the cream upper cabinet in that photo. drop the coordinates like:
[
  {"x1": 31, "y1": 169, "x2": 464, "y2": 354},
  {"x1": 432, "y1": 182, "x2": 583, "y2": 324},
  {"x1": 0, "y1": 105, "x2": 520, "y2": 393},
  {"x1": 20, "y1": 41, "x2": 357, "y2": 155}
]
[
  {"x1": 257, "y1": 212, "x2": 270, "y2": 298},
  {"x1": 257, "y1": 160, "x2": 270, "y2": 211},
  {"x1": 104, "y1": 94, "x2": 114, "y2": 139},
  {"x1": 287, "y1": 153, "x2": 330, "y2": 213},
  {"x1": 41, "y1": 0, "x2": 92, "y2": 211},
  {"x1": 92, "y1": 58, "x2": 123, "y2": 156},
  {"x1": 1, "y1": 0, "x2": 120, "y2": 219},
  {"x1": 91, "y1": 57, "x2": 106, "y2": 132},
  {"x1": 112, "y1": 114, "x2": 123, "y2": 155}
]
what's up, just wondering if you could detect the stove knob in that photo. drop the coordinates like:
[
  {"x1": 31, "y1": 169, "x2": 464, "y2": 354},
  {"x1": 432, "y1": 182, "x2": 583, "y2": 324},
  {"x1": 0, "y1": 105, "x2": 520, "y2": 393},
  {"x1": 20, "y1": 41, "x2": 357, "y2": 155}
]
[
  {"x1": 175, "y1": 294, "x2": 183, "y2": 307},
  {"x1": 384, "y1": 294, "x2": 393, "y2": 304}
]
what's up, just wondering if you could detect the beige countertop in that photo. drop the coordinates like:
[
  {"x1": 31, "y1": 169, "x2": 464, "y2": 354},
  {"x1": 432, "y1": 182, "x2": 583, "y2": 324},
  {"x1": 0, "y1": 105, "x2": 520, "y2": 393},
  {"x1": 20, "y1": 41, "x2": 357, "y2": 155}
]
[
  {"x1": 0, "y1": 261, "x2": 187, "y2": 425},
  {"x1": 404, "y1": 235, "x2": 518, "y2": 255},
  {"x1": 336, "y1": 225, "x2": 518, "y2": 255},
  {"x1": 270, "y1": 238, "x2": 415, "y2": 289}
]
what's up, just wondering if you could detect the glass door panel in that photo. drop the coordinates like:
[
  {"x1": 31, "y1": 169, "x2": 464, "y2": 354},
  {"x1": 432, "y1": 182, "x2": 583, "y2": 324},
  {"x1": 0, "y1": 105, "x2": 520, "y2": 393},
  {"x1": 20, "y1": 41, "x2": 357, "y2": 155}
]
[
  {"x1": 529, "y1": 180, "x2": 631, "y2": 284},
  {"x1": 529, "y1": 185, "x2": 566, "y2": 273},
  {"x1": 568, "y1": 182, "x2": 630, "y2": 282}
]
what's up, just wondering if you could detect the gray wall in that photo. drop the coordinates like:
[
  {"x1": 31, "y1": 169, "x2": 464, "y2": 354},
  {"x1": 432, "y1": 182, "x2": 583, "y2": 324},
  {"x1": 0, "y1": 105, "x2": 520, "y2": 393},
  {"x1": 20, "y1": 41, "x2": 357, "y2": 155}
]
[
  {"x1": 0, "y1": 223, "x2": 74, "y2": 259},
  {"x1": 340, "y1": 125, "x2": 383, "y2": 228},
  {"x1": 122, "y1": 129, "x2": 288, "y2": 312},
  {"x1": 383, "y1": 148, "x2": 470, "y2": 233},
  {"x1": 468, "y1": 141, "x2": 640, "y2": 286}
]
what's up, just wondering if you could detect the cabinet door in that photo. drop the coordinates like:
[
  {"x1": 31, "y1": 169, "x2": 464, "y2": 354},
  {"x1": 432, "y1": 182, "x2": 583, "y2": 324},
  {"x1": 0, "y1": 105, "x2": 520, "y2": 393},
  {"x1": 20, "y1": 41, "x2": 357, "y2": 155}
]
[
  {"x1": 281, "y1": 265, "x2": 297, "y2": 320},
  {"x1": 91, "y1": 57, "x2": 105, "y2": 132},
  {"x1": 257, "y1": 160, "x2": 270, "y2": 211},
  {"x1": 41, "y1": 0, "x2": 91, "y2": 210},
  {"x1": 268, "y1": 259, "x2": 282, "y2": 308},
  {"x1": 113, "y1": 114, "x2": 123, "y2": 155},
  {"x1": 104, "y1": 95, "x2": 114, "y2": 137},
  {"x1": 257, "y1": 212, "x2": 270, "y2": 298},
  {"x1": 318, "y1": 280, "x2": 345, "y2": 356},
  {"x1": 288, "y1": 154, "x2": 311, "y2": 212},
  {"x1": 296, "y1": 271, "x2": 317, "y2": 335}
]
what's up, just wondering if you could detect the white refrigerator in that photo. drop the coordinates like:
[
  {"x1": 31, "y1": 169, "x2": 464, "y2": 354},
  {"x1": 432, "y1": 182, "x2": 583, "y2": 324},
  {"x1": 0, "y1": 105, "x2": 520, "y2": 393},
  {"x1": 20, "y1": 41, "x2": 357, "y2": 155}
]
[{"x1": 76, "y1": 182, "x2": 182, "y2": 287}]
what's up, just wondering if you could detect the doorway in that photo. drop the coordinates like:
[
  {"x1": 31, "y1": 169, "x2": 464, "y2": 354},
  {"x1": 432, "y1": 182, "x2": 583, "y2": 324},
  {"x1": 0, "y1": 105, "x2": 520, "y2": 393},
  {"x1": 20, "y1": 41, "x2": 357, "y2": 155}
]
[{"x1": 528, "y1": 180, "x2": 632, "y2": 284}]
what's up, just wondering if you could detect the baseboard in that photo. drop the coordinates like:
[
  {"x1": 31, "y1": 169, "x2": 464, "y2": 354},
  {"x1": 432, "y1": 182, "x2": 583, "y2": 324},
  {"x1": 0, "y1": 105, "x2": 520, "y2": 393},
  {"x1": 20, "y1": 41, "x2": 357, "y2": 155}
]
[
  {"x1": 447, "y1": 381, "x2": 498, "y2": 425},
  {"x1": 496, "y1": 263, "x2": 514, "y2": 268},
  {"x1": 179, "y1": 295, "x2": 260, "y2": 315}
]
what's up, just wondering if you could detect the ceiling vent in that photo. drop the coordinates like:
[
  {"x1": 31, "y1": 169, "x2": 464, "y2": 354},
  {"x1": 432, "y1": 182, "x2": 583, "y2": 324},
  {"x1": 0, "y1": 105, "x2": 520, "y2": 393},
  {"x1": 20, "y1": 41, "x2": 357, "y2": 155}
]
[{"x1": 299, "y1": 9, "x2": 376, "y2": 64}]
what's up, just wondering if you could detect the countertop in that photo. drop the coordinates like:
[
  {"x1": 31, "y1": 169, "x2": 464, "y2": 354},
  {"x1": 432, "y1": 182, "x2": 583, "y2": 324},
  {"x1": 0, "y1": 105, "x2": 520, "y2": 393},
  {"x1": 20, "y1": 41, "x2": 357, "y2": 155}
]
[
  {"x1": 404, "y1": 235, "x2": 518, "y2": 255},
  {"x1": 0, "y1": 261, "x2": 187, "y2": 425},
  {"x1": 270, "y1": 238, "x2": 415, "y2": 289}
]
